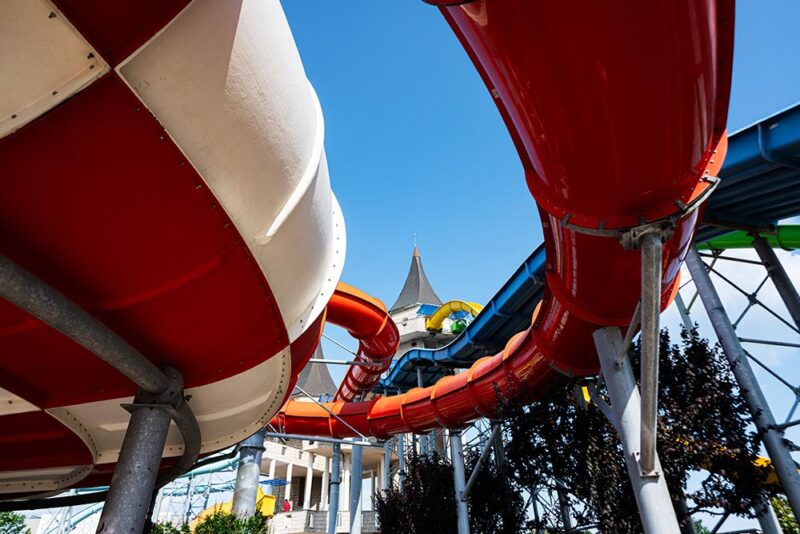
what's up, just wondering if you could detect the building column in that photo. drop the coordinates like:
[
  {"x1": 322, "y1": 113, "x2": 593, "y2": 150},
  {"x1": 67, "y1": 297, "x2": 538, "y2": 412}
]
[
  {"x1": 303, "y1": 454, "x2": 314, "y2": 510},
  {"x1": 284, "y1": 462, "x2": 293, "y2": 504},
  {"x1": 266, "y1": 459, "x2": 277, "y2": 496},
  {"x1": 341, "y1": 454, "x2": 351, "y2": 512},
  {"x1": 321, "y1": 457, "x2": 330, "y2": 511}
]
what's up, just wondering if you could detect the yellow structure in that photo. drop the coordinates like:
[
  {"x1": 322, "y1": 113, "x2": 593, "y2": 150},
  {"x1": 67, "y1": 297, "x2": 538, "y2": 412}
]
[
  {"x1": 189, "y1": 489, "x2": 275, "y2": 530},
  {"x1": 425, "y1": 300, "x2": 484, "y2": 332}
]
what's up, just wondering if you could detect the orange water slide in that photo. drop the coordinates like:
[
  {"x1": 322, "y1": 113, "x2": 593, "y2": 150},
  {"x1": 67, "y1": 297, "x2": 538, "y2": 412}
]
[
  {"x1": 326, "y1": 282, "x2": 400, "y2": 401},
  {"x1": 273, "y1": 0, "x2": 735, "y2": 439}
]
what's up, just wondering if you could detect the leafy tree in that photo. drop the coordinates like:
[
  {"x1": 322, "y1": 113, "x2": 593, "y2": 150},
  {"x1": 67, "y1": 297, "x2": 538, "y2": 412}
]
[
  {"x1": 149, "y1": 521, "x2": 190, "y2": 534},
  {"x1": 498, "y1": 327, "x2": 772, "y2": 532},
  {"x1": 464, "y1": 447, "x2": 527, "y2": 533},
  {"x1": 692, "y1": 519, "x2": 711, "y2": 534},
  {"x1": 376, "y1": 451, "x2": 458, "y2": 534},
  {"x1": 772, "y1": 496, "x2": 800, "y2": 534},
  {"x1": 0, "y1": 512, "x2": 29, "y2": 534}
]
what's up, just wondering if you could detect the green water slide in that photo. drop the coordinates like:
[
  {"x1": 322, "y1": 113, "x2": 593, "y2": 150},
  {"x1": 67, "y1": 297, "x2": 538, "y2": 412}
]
[{"x1": 696, "y1": 225, "x2": 800, "y2": 251}]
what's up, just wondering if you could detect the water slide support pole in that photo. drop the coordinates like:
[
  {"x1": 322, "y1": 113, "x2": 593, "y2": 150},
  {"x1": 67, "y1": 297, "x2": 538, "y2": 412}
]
[
  {"x1": 686, "y1": 248, "x2": 800, "y2": 519},
  {"x1": 595, "y1": 327, "x2": 680, "y2": 534},
  {"x1": 450, "y1": 429, "x2": 471, "y2": 534},
  {"x1": 416, "y1": 367, "x2": 430, "y2": 454},
  {"x1": 750, "y1": 232, "x2": 800, "y2": 331},
  {"x1": 350, "y1": 444, "x2": 363, "y2": 534},
  {"x1": 231, "y1": 429, "x2": 266, "y2": 518},
  {"x1": 328, "y1": 443, "x2": 341, "y2": 534},
  {"x1": 398, "y1": 435, "x2": 406, "y2": 488},
  {"x1": 383, "y1": 439, "x2": 391, "y2": 490},
  {"x1": 96, "y1": 368, "x2": 185, "y2": 533},
  {"x1": 639, "y1": 232, "x2": 663, "y2": 475}
]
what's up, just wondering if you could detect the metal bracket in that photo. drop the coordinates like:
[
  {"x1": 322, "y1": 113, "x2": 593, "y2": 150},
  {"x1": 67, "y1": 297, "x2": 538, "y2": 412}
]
[
  {"x1": 634, "y1": 452, "x2": 661, "y2": 478},
  {"x1": 619, "y1": 222, "x2": 675, "y2": 251}
]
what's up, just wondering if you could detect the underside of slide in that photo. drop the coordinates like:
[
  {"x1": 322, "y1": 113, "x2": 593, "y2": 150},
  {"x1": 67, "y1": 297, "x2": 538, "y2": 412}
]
[
  {"x1": 0, "y1": 0, "x2": 344, "y2": 493},
  {"x1": 0, "y1": 0, "x2": 736, "y2": 495},
  {"x1": 273, "y1": 0, "x2": 736, "y2": 439}
]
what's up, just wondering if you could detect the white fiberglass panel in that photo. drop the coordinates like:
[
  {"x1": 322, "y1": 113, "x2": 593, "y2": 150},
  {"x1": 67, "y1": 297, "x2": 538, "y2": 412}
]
[{"x1": 118, "y1": 0, "x2": 343, "y2": 341}]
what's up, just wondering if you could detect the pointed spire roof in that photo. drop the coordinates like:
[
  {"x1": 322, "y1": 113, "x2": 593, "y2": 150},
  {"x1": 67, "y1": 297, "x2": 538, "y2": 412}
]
[
  {"x1": 390, "y1": 244, "x2": 442, "y2": 312},
  {"x1": 294, "y1": 345, "x2": 336, "y2": 399}
]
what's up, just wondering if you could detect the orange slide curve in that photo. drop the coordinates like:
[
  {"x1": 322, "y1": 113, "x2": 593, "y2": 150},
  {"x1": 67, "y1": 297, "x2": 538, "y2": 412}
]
[
  {"x1": 326, "y1": 282, "x2": 400, "y2": 401},
  {"x1": 273, "y1": 1, "x2": 735, "y2": 439}
]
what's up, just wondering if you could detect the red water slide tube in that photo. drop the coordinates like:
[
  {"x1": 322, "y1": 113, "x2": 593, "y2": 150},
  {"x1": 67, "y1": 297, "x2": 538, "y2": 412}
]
[
  {"x1": 326, "y1": 282, "x2": 400, "y2": 401},
  {"x1": 272, "y1": 0, "x2": 734, "y2": 438}
]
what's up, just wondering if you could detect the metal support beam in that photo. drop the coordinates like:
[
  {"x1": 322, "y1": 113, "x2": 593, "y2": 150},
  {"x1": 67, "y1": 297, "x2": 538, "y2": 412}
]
[
  {"x1": 449, "y1": 429, "x2": 470, "y2": 534},
  {"x1": 639, "y1": 233, "x2": 663, "y2": 475},
  {"x1": 96, "y1": 368, "x2": 184, "y2": 533},
  {"x1": 328, "y1": 443, "x2": 341, "y2": 534},
  {"x1": 398, "y1": 434, "x2": 406, "y2": 488},
  {"x1": 674, "y1": 293, "x2": 694, "y2": 332},
  {"x1": 751, "y1": 232, "x2": 800, "y2": 331},
  {"x1": 416, "y1": 368, "x2": 430, "y2": 455},
  {"x1": 0, "y1": 252, "x2": 169, "y2": 395},
  {"x1": 462, "y1": 425, "x2": 500, "y2": 501},
  {"x1": 231, "y1": 429, "x2": 266, "y2": 518},
  {"x1": 756, "y1": 499, "x2": 784, "y2": 534},
  {"x1": 350, "y1": 444, "x2": 363, "y2": 534},
  {"x1": 686, "y1": 249, "x2": 800, "y2": 519},
  {"x1": 557, "y1": 489, "x2": 574, "y2": 532},
  {"x1": 491, "y1": 423, "x2": 505, "y2": 467},
  {"x1": 382, "y1": 439, "x2": 391, "y2": 490},
  {"x1": 594, "y1": 327, "x2": 680, "y2": 534},
  {"x1": 262, "y1": 432, "x2": 374, "y2": 448}
]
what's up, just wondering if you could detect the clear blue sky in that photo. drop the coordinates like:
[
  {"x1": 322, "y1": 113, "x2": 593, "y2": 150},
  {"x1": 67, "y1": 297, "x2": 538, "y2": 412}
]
[
  {"x1": 283, "y1": 0, "x2": 800, "y2": 310},
  {"x1": 282, "y1": 2, "x2": 800, "y2": 528}
]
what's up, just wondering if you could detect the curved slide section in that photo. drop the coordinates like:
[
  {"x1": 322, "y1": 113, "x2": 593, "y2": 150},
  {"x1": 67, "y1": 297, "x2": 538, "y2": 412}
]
[
  {"x1": 273, "y1": 0, "x2": 734, "y2": 438},
  {"x1": 425, "y1": 301, "x2": 484, "y2": 332},
  {"x1": 326, "y1": 282, "x2": 400, "y2": 401}
]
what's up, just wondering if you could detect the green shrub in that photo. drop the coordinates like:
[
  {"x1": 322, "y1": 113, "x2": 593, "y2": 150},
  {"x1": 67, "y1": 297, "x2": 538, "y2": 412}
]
[
  {"x1": 0, "y1": 512, "x2": 29, "y2": 534},
  {"x1": 194, "y1": 512, "x2": 271, "y2": 534}
]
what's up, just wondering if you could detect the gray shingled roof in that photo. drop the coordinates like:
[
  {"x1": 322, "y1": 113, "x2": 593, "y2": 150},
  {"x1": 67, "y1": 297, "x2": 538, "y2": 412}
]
[
  {"x1": 389, "y1": 246, "x2": 442, "y2": 312},
  {"x1": 294, "y1": 345, "x2": 336, "y2": 399}
]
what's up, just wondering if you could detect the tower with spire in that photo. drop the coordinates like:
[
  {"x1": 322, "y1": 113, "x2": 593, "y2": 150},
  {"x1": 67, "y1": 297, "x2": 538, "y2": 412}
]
[{"x1": 389, "y1": 244, "x2": 455, "y2": 357}]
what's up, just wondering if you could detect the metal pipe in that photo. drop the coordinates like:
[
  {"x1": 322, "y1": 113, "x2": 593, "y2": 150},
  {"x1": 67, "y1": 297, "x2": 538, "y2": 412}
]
[
  {"x1": 639, "y1": 233, "x2": 663, "y2": 475},
  {"x1": 751, "y1": 232, "x2": 800, "y2": 331},
  {"x1": 449, "y1": 429, "x2": 470, "y2": 534},
  {"x1": 615, "y1": 301, "x2": 642, "y2": 366},
  {"x1": 686, "y1": 249, "x2": 800, "y2": 519},
  {"x1": 491, "y1": 423, "x2": 505, "y2": 467},
  {"x1": 674, "y1": 497, "x2": 697, "y2": 534},
  {"x1": 328, "y1": 444, "x2": 341, "y2": 534},
  {"x1": 398, "y1": 434, "x2": 406, "y2": 488},
  {"x1": 262, "y1": 432, "x2": 373, "y2": 448},
  {"x1": 594, "y1": 327, "x2": 680, "y2": 534},
  {"x1": 462, "y1": 425, "x2": 500, "y2": 501},
  {"x1": 350, "y1": 444, "x2": 363, "y2": 534},
  {"x1": 382, "y1": 439, "x2": 391, "y2": 490},
  {"x1": 756, "y1": 499, "x2": 784, "y2": 534},
  {"x1": 308, "y1": 358, "x2": 382, "y2": 367},
  {"x1": 416, "y1": 367, "x2": 429, "y2": 455},
  {"x1": 96, "y1": 368, "x2": 184, "y2": 533},
  {"x1": 557, "y1": 489, "x2": 574, "y2": 532},
  {"x1": 674, "y1": 293, "x2": 694, "y2": 331},
  {"x1": 231, "y1": 429, "x2": 266, "y2": 518},
  {"x1": 0, "y1": 252, "x2": 169, "y2": 395}
]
